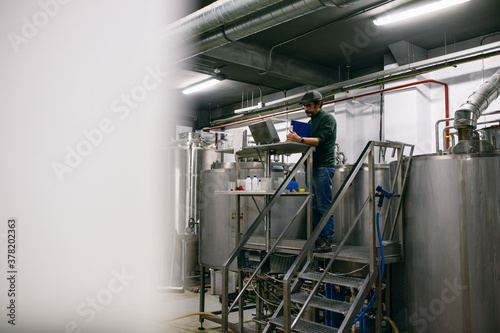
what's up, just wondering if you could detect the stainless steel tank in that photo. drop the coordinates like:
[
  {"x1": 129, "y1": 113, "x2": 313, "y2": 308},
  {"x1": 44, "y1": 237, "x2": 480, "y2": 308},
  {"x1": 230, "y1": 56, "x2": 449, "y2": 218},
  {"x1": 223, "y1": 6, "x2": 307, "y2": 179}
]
[
  {"x1": 332, "y1": 164, "x2": 392, "y2": 246},
  {"x1": 163, "y1": 132, "x2": 218, "y2": 288},
  {"x1": 392, "y1": 152, "x2": 500, "y2": 332},
  {"x1": 167, "y1": 132, "x2": 218, "y2": 235},
  {"x1": 199, "y1": 162, "x2": 307, "y2": 269}
]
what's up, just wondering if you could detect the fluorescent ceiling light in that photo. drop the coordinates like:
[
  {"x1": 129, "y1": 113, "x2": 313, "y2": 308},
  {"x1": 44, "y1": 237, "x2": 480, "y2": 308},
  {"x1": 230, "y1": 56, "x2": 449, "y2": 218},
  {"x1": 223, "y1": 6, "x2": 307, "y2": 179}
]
[
  {"x1": 182, "y1": 78, "x2": 220, "y2": 95},
  {"x1": 373, "y1": 0, "x2": 471, "y2": 26},
  {"x1": 234, "y1": 102, "x2": 264, "y2": 114}
]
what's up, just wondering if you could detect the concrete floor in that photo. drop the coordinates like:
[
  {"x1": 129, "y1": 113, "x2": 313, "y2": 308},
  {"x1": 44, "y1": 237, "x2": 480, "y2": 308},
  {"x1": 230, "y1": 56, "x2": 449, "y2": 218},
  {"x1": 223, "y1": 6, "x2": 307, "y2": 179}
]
[{"x1": 157, "y1": 288, "x2": 258, "y2": 332}]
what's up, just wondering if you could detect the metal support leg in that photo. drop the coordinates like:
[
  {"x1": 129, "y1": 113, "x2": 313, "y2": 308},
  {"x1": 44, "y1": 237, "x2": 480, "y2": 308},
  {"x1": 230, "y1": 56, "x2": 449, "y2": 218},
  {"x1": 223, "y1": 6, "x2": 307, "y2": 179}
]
[
  {"x1": 199, "y1": 266, "x2": 206, "y2": 330},
  {"x1": 222, "y1": 266, "x2": 229, "y2": 333},
  {"x1": 239, "y1": 271, "x2": 244, "y2": 333},
  {"x1": 283, "y1": 280, "x2": 292, "y2": 333},
  {"x1": 256, "y1": 279, "x2": 263, "y2": 331},
  {"x1": 386, "y1": 265, "x2": 392, "y2": 333}
]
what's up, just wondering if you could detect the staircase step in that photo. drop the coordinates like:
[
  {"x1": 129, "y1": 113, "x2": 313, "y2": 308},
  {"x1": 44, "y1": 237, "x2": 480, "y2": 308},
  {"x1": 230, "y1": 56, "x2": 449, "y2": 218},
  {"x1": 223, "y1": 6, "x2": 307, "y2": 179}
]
[
  {"x1": 314, "y1": 244, "x2": 402, "y2": 264},
  {"x1": 245, "y1": 240, "x2": 402, "y2": 264},
  {"x1": 270, "y1": 315, "x2": 338, "y2": 333},
  {"x1": 291, "y1": 293, "x2": 352, "y2": 315},
  {"x1": 298, "y1": 272, "x2": 365, "y2": 289}
]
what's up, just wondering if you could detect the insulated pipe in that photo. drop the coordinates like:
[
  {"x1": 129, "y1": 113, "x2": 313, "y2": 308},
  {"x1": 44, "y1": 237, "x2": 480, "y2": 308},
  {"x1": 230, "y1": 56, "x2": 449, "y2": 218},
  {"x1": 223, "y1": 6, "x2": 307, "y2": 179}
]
[
  {"x1": 163, "y1": 0, "x2": 363, "y2": 60},
  {"x1": 454, "y1": 69, "x2": 500, "y2": 139},
  {"x1": 160, "y1": 0, "x2": 289, "y2": 40},
  {"x1": 207, "y1": 79, "x2": 450, "y2": 147}
]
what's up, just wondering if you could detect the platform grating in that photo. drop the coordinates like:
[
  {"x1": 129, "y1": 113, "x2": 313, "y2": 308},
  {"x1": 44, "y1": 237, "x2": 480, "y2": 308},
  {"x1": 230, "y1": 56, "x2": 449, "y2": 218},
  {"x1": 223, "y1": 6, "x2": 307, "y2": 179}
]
[
  {"x1": 270, "y1": 315, "x2": 338, "y2": 333},
  {"x1": 298, "y1": 272, "x2": 365, "y2": 289},
  {"x1": 291, "y1": 293, "x2": 352, "y2": 315}
]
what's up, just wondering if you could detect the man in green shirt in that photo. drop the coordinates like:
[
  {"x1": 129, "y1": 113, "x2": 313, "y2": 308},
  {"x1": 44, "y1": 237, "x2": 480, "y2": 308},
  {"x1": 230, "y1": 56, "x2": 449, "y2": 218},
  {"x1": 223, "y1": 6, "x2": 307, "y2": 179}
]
[{"x1": 286, "y1": 91, "x2": 337, "y2": 252}]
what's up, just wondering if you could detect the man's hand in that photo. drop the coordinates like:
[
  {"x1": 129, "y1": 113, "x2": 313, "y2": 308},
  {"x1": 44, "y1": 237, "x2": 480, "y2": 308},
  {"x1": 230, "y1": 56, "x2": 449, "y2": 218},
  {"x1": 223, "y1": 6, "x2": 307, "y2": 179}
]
[
  {"x1": 286, "y1": 130, "x2": 319, "y2": 146},
  {"x1": 286, "y1": 130, "x2": 301, "y2": 142}
]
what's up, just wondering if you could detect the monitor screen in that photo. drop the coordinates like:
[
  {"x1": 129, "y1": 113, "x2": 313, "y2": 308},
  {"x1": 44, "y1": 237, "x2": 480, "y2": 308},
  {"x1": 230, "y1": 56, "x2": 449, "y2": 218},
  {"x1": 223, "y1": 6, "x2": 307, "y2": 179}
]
[{"x1": 248, "y1": 119, "x2": 280, "y2": 145}]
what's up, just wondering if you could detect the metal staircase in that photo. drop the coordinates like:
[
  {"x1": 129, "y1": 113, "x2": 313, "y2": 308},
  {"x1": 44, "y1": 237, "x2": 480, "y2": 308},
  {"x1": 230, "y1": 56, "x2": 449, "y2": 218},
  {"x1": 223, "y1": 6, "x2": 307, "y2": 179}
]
[{"x1": 218, "y1": 141, "x2": 414, "y2": 333}]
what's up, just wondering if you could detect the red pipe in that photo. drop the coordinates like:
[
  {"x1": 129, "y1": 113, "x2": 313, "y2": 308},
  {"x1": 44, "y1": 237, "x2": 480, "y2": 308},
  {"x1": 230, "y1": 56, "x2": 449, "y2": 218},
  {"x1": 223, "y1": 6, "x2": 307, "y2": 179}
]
[{"x1": 208, "y1": 79, "x2": 450, "y2": 148}]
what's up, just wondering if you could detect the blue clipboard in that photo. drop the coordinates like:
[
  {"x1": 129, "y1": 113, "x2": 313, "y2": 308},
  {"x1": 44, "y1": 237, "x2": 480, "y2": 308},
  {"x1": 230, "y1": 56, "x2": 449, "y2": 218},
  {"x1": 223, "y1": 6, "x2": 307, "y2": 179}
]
[{"x1": 291, "y1": 120, "x2": 311, "y2": 138}]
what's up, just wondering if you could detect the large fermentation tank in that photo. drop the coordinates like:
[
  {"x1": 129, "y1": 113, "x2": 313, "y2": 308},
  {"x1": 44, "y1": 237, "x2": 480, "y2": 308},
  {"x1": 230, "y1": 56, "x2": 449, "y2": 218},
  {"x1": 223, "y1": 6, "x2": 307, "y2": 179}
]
[
  {"x1": 199, "y1": 162, "x2": 307, "y2": 269},
  {"x1": 393, "y1": 152, "x2": 500, "y2": 332},
  {"x1": 163, "y1": 132, "x2": 218, "y2": 287},
  {"x1": 332, "y1": 164, "x2": 393, "y2": 246},
  {"x1": 167, "y1": 132, "x2": 218, "y2": 235}
]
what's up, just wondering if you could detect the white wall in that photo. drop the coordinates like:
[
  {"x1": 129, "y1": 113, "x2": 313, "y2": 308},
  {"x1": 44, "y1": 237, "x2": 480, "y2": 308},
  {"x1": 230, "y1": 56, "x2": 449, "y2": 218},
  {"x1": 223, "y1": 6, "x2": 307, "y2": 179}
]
[{"x1": 0, "y1": 1, "x2": 185, "y2": 332}]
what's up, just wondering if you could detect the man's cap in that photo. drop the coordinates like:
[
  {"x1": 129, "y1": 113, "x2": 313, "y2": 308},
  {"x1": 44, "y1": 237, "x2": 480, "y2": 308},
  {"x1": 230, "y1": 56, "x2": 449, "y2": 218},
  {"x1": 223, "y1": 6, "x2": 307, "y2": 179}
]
[{"x1": 299, "y1": 90, "x2": 322, "y2": 104}]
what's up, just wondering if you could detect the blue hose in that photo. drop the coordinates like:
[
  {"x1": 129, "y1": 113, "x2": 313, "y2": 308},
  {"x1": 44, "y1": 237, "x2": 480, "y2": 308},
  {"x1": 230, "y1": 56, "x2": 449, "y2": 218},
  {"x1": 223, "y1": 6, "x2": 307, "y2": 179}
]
[{"x1": 353, "y1": 211, "x2": 385, "y2": 324}]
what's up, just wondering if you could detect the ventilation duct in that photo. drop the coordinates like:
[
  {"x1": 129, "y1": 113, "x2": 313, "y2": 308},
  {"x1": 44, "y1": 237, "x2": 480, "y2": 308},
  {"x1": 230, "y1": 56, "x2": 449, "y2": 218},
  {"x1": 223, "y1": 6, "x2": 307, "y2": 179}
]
[
  {"x1": 162, "y1": 0, "x2": 289, "y2": 41},
  {"x1": 454, "y1": 69, "x2": 500, "y2": 134},
  {"x1": 163, "y1": 0, "x2": 364, "y2": 60}
]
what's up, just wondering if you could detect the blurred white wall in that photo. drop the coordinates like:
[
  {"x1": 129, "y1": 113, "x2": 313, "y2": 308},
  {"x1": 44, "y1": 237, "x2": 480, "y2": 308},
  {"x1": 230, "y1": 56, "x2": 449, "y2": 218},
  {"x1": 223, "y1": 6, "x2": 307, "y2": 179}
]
[{"x1": 0, "y1": 1, "x2": 188, "y2": 332}]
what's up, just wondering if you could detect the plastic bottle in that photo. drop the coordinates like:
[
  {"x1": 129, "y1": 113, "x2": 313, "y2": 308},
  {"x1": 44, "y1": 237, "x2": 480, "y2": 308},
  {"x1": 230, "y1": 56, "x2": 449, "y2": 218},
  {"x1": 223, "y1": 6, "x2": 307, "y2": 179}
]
[
  {"x1": 252, "y1": 175, "x2": 259, "y2": 191},
  {"x1": 246, "y1": 176, "x2": 252, "y2": 190},
  {"x1": 258, "y1": 179, "x2": 262, "y2": 191}
]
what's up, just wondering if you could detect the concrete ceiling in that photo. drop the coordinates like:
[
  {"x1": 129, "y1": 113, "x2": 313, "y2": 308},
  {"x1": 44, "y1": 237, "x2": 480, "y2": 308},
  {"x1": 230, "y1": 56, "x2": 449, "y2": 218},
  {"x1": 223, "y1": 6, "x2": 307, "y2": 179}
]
[{"x1": 170, "y1": 0, "x2": 500, "y2": 127}]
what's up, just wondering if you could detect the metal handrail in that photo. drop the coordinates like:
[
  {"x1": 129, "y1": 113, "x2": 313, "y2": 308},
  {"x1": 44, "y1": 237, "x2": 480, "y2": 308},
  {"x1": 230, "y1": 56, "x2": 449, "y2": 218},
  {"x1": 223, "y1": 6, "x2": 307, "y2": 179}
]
[
  {"x1": 281, "y1": 141, "x2": 375, "y2": 332},
  {"x1": 388, "y1": 145, "x2": 414, "y2": 249},
  {"x1": 220, "y1": 146, "x2": 314, "y2": 332},
  {"x1": 380, "y1": 143, "x2": 415, "y2": 245},
  {"x1": 290, "y1": 197, "x2": 370, "y2": 328},
  {"x1": 279, "y1": 141, "x2": 413, "y2": 333}
]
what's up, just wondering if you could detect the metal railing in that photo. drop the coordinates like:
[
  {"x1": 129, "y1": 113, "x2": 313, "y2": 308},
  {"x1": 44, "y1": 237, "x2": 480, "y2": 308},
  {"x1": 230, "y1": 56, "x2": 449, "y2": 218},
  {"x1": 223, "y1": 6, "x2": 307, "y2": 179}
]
[
  {"x1": 219, "y1": 141, "x2": 413, "y2": 332},
  {"x1": 276, "y1": 141, "x2": 414, "y2": 333}
]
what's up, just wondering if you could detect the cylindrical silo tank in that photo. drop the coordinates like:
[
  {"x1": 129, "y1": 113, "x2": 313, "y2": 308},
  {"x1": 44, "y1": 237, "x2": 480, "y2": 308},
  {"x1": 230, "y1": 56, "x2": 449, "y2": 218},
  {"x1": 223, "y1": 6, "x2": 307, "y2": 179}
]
[
  {"x1": 163, "y1": 132, "x2": 218, "y2": 288},
  {"x1": 392, "y1": 152, "x2": 500, "y2": 332}
]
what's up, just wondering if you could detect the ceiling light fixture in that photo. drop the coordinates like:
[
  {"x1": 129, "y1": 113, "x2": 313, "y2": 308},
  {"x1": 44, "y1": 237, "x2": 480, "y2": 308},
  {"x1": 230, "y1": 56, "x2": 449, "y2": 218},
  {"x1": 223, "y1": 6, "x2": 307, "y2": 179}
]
[
  {"x1": 182, "y1": 78, "x2": 220, "y2": 95},
  {"x1": 234, "y1": 102, "x2": 264, "y2": 114},
  {"x1": 373, "y1": 0, "x2": 471, "y2": 26}
]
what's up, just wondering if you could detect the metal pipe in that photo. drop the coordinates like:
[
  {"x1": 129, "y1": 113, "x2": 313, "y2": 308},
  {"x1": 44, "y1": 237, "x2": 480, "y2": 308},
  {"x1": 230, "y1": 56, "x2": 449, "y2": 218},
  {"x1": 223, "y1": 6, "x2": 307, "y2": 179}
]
[
  {"x1": 436, "y1": 110, "x2": 500, "y2": 152},
  {"x1": 207, "y1": 80, "x2": 450, "y2": 147},
  {"x1": 435, "y1": 117, "x2": 454, "y2": 153},
  {"x1": 204, "y1": 41, "x2": 500, "y2": 128},
  {"x1": 454, "y1": 68, "x2": 500, "y2": 131},
  {"x1": 450, "y1": 119, "x2": 500, "y2": 142},
  {"x1": 442, "y1": 125, "x2": 455, "y2": 153}
]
